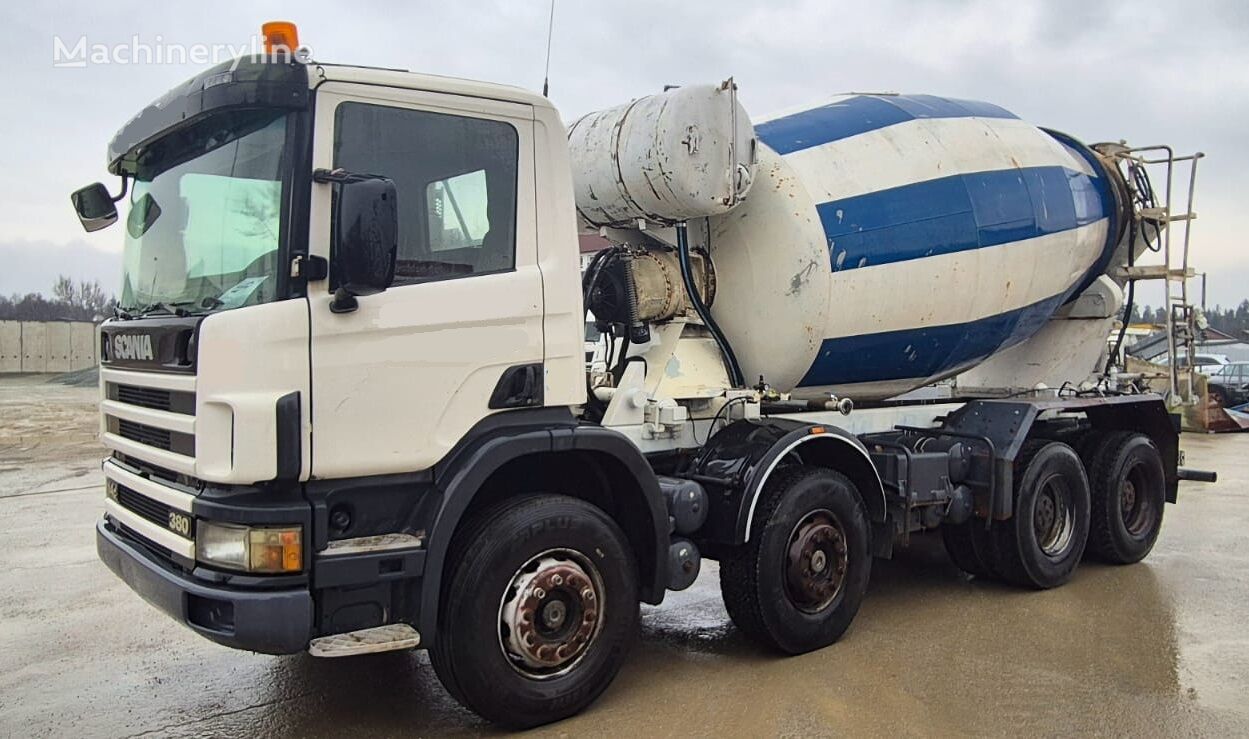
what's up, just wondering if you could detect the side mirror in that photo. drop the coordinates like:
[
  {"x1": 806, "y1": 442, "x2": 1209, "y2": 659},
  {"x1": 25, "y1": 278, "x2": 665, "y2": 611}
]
[
  {"x1": 331, "y1": 174, "x2": 398, "y2": 313},
  {"x1": 70, "y1": 183, "x2": 119, "y2": 232}
]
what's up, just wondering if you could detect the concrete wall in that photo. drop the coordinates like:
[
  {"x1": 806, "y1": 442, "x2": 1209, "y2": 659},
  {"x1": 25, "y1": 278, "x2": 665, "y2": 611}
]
[
  {"x1": 0, "y1": 320, "x2": 98, "y2": 373},
  {"x1": 0, "y1": 321, "x2": 19, "y2": 372}
]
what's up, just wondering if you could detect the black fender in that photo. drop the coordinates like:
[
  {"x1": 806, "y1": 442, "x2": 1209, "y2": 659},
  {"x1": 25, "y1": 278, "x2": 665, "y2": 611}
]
[
  {"x1": 417, "y1": 410, "x2": 668, "y2": 639},
  {"x1": 686, "y1": 419, "x2": 887, "y2": 550},
  {"x1": 943, "y1": 394, "x2": 1181, "y2": 515}
]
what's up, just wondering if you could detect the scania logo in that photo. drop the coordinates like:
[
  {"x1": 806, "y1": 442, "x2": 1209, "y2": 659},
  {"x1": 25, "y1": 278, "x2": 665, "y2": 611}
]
[{"x1": 112, "y1": 334, "x2": 154, "y2": 361}]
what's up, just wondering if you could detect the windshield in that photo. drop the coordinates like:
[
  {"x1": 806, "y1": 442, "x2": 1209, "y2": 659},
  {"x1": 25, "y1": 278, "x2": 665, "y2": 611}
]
[{"x1": 119, "y1": 110, "x2": 289, "y2": 315}]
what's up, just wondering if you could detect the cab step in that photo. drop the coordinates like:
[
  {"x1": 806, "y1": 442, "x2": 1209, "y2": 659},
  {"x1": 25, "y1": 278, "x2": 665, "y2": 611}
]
[{"x1": 308, "y1": 624, "x2": 421, "y2": 658}]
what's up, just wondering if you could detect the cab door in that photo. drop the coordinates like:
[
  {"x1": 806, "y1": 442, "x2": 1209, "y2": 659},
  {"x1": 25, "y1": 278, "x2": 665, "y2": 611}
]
[{"x1": 307, "y1": 83, "x2": 541, "y2": 479}]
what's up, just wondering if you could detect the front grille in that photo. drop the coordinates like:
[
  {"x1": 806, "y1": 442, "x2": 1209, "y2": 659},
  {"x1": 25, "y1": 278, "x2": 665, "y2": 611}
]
[
  {"x1": 111, "y1": 418, "x2": 195, "y2": 456},
  {"x1": 116, "y1": 384, "x2": 170, "y2": 410},
  {"x1": 117, "y1": 419, "x2": 172, "y2": 450},
  {"x1": 112, "y1": 519, "x2": 175, "y2": 561},
  {"x1": 108, "y1": 383, "x2": 195, "y2": 415},
  {"x1": 114, "y1": 453, "x2": 192, "y2": 488},
  {"x1": 116, "y1": 484, "x2": 173, "y2": 528}
]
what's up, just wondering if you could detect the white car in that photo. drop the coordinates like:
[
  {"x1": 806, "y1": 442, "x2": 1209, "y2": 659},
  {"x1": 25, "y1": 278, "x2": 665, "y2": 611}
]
[{"x1": 1155, "y1": 352, "x2": 1230, "y2": 372}]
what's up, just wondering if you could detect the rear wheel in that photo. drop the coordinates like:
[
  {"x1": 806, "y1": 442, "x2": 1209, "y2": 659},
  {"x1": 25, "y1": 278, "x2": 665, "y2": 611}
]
[
  {"x1": 941, "y1": 516, "x2": 996, "y2": 579},
  {"x1": 429, "y1": 495, "x2": 639, "y2": 729},
  {"x1": 720, "y1": 466, "x2": 871, "y2": 654},
  {"x1": 990, "y1": 441, "x2": 1091, "y2": 589},
  {"x1": 1085, "y1": 432, "x2": 1166, "y2": 564}
]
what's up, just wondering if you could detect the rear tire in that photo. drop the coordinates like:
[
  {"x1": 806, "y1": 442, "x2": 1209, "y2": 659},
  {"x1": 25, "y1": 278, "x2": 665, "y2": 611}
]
[
  {"x1": 990, "y1": 441, "x2": 1091, "y2": 589},
  {"x1": 941, "y1": 517, "x2": 996, "y2": 579},
  {"x1": 720, "y1": 466, "x2": 871, "y2": 654},
  {"x1": 429, "y1": 495, "x2": 639, "y2": 729},
  {"x1": 1085, "y1": 432, "x2": 1166, "y2": 564}
]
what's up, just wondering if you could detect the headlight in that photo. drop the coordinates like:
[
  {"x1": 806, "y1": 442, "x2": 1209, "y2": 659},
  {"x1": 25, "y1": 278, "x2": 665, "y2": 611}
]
[{"x1": 196, "y1": 522, "x2": 303, "y2": 573}]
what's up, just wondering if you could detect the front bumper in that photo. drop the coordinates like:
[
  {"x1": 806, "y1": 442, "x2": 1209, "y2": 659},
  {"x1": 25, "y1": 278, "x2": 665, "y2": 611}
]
[{"x1": 97, "y1": 519, "x2": 313, "y2": 654}]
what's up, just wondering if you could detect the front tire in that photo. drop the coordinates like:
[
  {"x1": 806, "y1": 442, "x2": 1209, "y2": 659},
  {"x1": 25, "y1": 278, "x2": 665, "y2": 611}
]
[
  {"x1": 720, "y1": 466, "x2": 871, "y2": 654},
  {"x1": 429, "y1": 495, "x2": 639, "y2": 729}
]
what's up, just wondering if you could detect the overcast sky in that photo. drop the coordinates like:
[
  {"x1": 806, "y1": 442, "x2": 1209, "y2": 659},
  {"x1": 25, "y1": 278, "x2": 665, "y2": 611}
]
[{"x1": 3, "y1": 0, "x2": 1246, "y2": 307}]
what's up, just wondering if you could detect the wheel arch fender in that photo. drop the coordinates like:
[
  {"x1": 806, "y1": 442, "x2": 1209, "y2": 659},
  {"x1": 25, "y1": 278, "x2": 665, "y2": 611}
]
[
  {"x1": 418, "y1": 415, "x2": 668, "y2": 640},
  {"x1": 739, "y1": 426, "x2": 887, "y2": 543},
  {"x1": 686, "y1": 419, "x2": 886, "y2": 548}
]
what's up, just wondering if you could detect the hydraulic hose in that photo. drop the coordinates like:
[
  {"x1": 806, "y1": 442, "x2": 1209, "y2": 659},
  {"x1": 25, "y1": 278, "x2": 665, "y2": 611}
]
[
  {"x1": 1105, "y1": 221, "x2": 1136, "y2": 377},
  {"x1": 1105, "y1": 158, "x2": 1159, "y2": 378},
  {"x1": 675, "y1": 222, "x2": 744, "y2": 388}
]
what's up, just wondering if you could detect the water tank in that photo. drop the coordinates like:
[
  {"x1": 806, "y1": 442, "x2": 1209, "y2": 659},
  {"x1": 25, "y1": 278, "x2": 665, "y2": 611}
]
[
  {"x1": 567, "y1": 82, "x2": 757, "y2": 227},
  {"x1": 706, "y1": 93, "x2": 1127, "y2": 399}
]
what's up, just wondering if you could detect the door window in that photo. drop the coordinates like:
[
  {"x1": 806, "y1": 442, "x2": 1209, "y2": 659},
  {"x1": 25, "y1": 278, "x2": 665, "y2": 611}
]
[
  {"x1": 333, "y1": 102, "x2": 519, "y2": 284},
  {"x1": 427, "y1": 170, "x2": 488, "y2": 251}
]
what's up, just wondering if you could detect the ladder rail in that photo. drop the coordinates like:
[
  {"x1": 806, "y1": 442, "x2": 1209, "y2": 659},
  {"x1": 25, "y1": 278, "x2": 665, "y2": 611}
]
[{"x1": 1109, "y1": 145, "x2": 1205, "y2": 405}]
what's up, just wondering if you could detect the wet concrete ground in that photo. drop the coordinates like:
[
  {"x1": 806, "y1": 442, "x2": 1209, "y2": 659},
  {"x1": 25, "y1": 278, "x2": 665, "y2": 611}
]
[{"x1": 1, "y1": 374, "x2": 1248, "y2": 736}]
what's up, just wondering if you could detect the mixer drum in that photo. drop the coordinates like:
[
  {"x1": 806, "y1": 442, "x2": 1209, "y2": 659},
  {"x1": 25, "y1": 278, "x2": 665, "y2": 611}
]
[{"x1": 708, "y1": 93, "x2": 1125, "y2": 400}]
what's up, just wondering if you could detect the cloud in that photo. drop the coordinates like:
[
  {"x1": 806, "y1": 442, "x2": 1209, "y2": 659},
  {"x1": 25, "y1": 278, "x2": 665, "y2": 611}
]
[
  {"x1": 0, "y1": 239, "x2": 121, "y2": 298},
  {"x1": 2, "y1": 0, "x2": 1245, "y2": 305}
]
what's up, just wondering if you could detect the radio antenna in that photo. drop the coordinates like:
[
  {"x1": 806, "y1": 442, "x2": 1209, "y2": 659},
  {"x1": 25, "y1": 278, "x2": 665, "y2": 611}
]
[{"x1": 541, "y1": 0, "x2": 556, "y2": 97}]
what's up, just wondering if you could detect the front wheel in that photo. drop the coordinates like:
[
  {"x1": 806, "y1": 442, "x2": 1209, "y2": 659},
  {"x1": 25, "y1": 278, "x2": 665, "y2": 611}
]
[
  {"x1": 720, "y1": 466, "x2": 871, "y2": 654},
  {"x1": 429, "y1": 495, "x2": 639, "y2": 729}
]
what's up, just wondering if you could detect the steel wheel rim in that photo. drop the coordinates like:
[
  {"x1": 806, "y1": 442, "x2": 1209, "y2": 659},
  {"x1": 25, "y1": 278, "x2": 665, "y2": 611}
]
[
  {"x1": 497, "y1": 547, "x2": 605, "y2": 680},
  {"x1": 783, "y1": 508, "x2": 848, "y2": 614},
  {"x1": 1033, "y1": 473, "x2": 1075, "y2": 557},
  {"x1": 1121, "y1": 461, "x2": 1156, "y2": 538}
]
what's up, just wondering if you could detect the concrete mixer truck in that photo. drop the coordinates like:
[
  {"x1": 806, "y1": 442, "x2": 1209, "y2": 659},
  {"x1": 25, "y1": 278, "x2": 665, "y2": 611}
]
[{"x1": 74, "y1": 25, "x2": 1214, "y2": 728}]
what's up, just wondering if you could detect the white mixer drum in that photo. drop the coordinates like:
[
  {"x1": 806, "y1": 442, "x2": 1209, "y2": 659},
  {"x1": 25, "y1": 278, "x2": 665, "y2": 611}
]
[{"x1": 708, "y1": 93, "x2": 1126, "y2": 400}]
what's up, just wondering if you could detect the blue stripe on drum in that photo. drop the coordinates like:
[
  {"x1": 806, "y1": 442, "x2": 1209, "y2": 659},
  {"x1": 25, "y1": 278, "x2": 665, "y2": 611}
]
[
  {"x1": 757, "y1": 94, "x2": 1019, "y2": 156},
  {"x1": 818, "y1": 165, "x2": 1110, "y2": 271},
  {"x1": 798, "y1": 292, "x2": 1068, "y2": 387},
  {"x1": 1043, "y1": 128, "x2": 1123, "y2": 297}
]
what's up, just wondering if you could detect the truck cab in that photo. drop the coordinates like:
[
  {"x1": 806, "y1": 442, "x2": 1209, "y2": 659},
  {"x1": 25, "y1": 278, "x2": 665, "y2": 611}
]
[{"x1": 87, "y1": 53, "x2": 675, "y2": 726}]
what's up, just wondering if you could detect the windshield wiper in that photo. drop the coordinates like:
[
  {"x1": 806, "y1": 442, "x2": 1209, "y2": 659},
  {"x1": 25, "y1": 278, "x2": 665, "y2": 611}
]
[
  {"x1": 134, "y1": 301, "x2": 190, "y2": 318},
  {"x1": 131, "y1": 298, "x2": 226, "y2": 318},
  {"x1": 113, "y1": 305, "x2": 134, "y2": 320}
]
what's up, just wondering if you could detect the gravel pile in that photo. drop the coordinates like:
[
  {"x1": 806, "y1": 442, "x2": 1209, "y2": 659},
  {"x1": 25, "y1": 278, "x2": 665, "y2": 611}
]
[{"x1": 47, "y1": 367, "x2": 99, "y2": 387}]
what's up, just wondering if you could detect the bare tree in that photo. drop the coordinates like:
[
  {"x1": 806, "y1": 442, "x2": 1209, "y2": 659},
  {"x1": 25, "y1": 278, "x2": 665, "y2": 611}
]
[
  {"x1": 77, "y1": 280, "x2": 110, "y2": 314},
  {"x1": 0, "y1": 275, "x2": 117, "y2": 321},
  {"x1": 52, "y1": 275, "x2": 76, "y2": 305}
]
